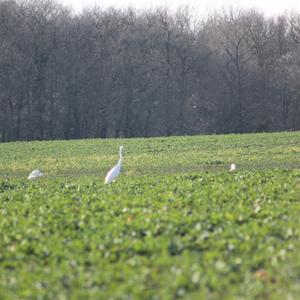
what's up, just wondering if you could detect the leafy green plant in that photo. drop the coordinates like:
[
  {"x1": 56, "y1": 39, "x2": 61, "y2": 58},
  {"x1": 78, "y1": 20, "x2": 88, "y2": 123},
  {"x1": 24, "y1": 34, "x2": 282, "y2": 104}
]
[{"x1": 0, "y1": 132, "x2": 300, "y2": 299}]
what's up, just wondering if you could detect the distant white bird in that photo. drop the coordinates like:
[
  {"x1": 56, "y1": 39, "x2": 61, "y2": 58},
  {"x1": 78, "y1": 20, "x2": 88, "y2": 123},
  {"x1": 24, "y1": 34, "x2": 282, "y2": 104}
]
[
  {"x1": 104, "y1": 146, "x2": 124, "y2": 184},
  {"x1": 229, "y1": 163, "x2": 236, "y2": 172},
  {"x1": 28, "y1": 169, "x2": 44, "y2": 180}
]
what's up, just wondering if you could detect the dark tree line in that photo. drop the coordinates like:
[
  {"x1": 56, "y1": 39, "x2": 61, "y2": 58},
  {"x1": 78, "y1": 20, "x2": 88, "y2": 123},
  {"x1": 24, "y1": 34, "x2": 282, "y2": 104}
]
[{"x1": 1, "y1": 0, "x2": 300, "y2": 142}]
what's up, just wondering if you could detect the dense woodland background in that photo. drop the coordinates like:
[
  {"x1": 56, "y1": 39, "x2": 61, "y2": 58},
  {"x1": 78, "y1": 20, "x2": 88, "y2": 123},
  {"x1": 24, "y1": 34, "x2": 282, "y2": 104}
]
[{"x1": 1, "y1": 0, "x2": 300, "y2": 141}]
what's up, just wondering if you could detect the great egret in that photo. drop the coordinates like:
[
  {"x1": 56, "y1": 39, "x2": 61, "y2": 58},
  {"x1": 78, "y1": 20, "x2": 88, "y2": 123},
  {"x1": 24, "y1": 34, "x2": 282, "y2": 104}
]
[
  {"x1": 28, "y1": 169, "x2": 44, "y2": 180},
  {"x1": 104, "y1": 146, "x2": 124, "y2": 184},
  {"x1": 229, "y1": 163, "x2": 236, "y2": 172}
]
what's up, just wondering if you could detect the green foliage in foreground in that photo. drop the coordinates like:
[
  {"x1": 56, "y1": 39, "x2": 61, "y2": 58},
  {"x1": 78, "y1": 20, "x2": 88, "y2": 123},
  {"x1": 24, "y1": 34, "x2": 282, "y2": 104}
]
[{"x1": 0, "y1": 132, "x2": 300, "y2": 299}]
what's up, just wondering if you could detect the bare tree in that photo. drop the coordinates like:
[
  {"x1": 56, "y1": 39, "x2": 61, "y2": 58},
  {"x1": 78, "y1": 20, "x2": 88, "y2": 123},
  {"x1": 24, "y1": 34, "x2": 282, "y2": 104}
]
[{"x1": 1, "y1": 1, "x2": 300, "y2": 142}]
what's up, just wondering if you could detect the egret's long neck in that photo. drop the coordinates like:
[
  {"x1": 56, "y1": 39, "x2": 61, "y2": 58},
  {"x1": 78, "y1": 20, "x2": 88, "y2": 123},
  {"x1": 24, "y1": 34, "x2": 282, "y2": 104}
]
[{"x1": 118, "y1": 151, "x2": 123, "y2": 165}]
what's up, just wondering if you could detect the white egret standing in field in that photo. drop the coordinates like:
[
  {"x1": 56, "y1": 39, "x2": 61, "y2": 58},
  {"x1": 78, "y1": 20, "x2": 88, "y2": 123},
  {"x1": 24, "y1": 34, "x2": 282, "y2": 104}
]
[
  {"x1": 104, "y1": 146, "x2": 124, "y2": 184},
  {"x1": 229, "y1": 163, "x2": 236, "y2": 172},
  {"x1": 28, "y1": 169, "x2": 44, "y2": 180}
]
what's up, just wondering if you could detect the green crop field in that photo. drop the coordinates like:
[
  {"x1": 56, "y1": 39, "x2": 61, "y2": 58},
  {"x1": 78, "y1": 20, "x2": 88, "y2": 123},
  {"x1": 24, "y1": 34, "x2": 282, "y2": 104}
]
[{"x1": 0, "y1": 132, "x2": 300, "y2": 299}]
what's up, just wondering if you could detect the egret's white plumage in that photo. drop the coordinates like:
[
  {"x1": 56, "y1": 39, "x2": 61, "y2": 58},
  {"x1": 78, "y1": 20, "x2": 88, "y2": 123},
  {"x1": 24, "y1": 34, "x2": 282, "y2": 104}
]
[
  {"x1": 28, "y1": 169, "x2": 44, "y2": 180},
  {"x1": 104, "y1": 146, "x2": 124, "y2": 184},
  {"x1": 229, "y1": 163, "x2": 236, "y2": 172}
]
